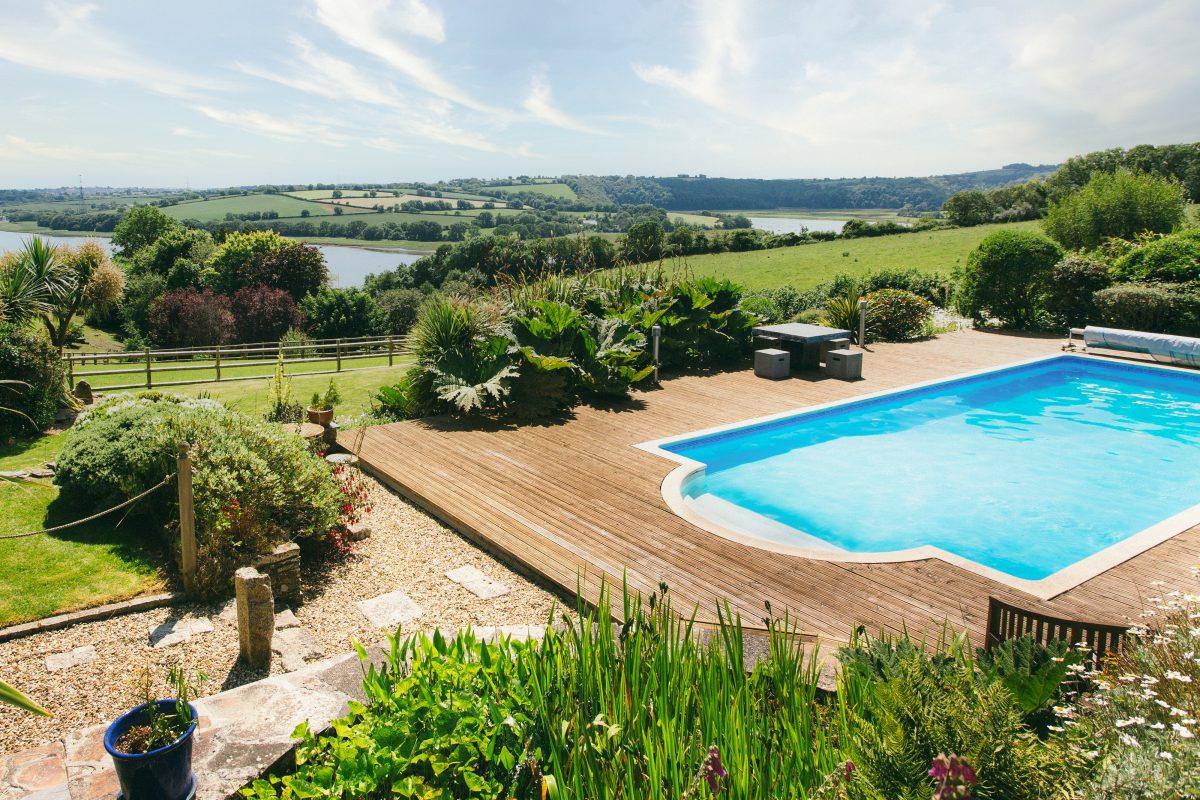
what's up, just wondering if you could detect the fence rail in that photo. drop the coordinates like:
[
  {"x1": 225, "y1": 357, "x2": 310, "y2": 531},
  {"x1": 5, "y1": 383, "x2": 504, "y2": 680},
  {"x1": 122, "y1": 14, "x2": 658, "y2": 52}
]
[
  {"x1": 985, "y1": 596, "x2": 1129, "y2": 664},
  {"x1": 65, "y1": 334, "x2": 411, "y2": 392}
]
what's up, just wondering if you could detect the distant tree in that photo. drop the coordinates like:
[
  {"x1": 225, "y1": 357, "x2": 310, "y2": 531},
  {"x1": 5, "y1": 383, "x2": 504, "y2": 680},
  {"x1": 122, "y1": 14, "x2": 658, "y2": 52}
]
[
  {"x1": 1042, "y1": 170, "x2": 1186, "y2": 249},
  {"x1": 207, "y1": 229, "x2": 284, "y2": 294},
  {"x1": 298, "y1": 287, "x2": 384, "y2": 339},
  {"x1": 149, "y1": 288, "x2": 233, "y2": 347},
  {"x1": 230, "y1": 284, "x2": 301, "y2": 342},
  {"x1": 622, "y1": 220, "x2": 665, "y2": 263},
  {"x1": 456, "y1": 199, "x2": 472, "y2": 210},
  {"x1": 956, "y1": 229, "x2": 1063, "y2": 327},
  {"x1": 376, "y1": 288, "x2": 426, "y2": 335},
  {"x1": 244, "y1": 241, "x2": 328, "y2": 300},
  {"x1": 40, "y1": 241, "x2": 124, "y2": 352},
  {"x1": 111, "y1": 205, "x2": 180, "y2": 257},
  {"x1": 300, "y1": 209, "x2": 311, "y2": 217},
  {"x1": 333, "y1": 205, "x2": 344, "y2": 215},
  {"x1": 332, "y1": 190, "x2": 343, "y2": 199},
  {"x1": 941, "y1": 191, "x2": 998, "y2": 226}
]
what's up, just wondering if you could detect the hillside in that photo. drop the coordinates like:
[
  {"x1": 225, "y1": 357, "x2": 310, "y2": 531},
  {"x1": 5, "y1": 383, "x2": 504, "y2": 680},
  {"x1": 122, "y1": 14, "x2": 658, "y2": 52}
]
[
  {"x1": 669, "y1": 220, "x2": 1040, "y2": 291},
  {"x1": 568, "y1": 164, "x2": 1058, "y2": 212}
]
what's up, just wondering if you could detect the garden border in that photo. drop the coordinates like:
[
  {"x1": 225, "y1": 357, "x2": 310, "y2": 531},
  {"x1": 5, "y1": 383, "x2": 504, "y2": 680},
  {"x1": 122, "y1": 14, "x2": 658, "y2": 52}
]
[{"x1": 0, "y1": 592, "x2": 183, "y2": 644}]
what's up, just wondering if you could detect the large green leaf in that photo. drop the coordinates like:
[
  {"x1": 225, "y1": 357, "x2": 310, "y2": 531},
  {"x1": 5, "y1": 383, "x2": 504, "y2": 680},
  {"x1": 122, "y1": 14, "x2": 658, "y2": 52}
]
[{"x1": 0, "y1": 679, "x2": 50, "y2": 716}]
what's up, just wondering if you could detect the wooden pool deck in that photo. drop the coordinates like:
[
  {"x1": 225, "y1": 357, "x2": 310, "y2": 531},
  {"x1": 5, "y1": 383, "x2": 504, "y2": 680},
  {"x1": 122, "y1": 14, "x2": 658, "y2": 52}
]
[{"x1": 345, "y1": 330, "x2": 1199, "y2": 645}]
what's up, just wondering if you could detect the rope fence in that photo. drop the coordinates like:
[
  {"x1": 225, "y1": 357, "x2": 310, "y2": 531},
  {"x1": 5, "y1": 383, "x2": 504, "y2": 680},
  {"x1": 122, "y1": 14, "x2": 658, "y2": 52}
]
[{"x1": 0, "y1": 472, "x2": 176, "y2": 540}]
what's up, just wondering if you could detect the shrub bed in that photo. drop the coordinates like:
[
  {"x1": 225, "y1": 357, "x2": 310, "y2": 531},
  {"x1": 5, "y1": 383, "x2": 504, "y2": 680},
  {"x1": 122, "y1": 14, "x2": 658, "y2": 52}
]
[
  {"x1": 0, "y1": 324, "x2": 66, "y2": 440},
  {"x1": 243, "y1": 587, "x2": 1090, "y2": 800},
  {"x1": 55, "y1": 393, "x2": 354, "y2": 594},
  {"x1": 1092, "y1": 283, "x2": 1178, "y2": 333},
  {"x1": 864, "y1": 288, "x2": 934, "y2": 341}
]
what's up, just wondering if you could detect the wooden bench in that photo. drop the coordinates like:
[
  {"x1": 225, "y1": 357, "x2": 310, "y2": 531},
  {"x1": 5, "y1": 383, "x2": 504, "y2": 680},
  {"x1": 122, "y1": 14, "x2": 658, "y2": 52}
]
[{"x1": 985, "y1": 596, "x2": 1128, "y2": 663}]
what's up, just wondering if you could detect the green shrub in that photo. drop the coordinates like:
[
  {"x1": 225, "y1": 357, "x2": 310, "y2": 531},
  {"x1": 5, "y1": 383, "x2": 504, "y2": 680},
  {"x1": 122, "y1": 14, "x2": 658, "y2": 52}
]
[
  {"x1": 1110, "y1": 228, "x2": 1200, "y2": 283},
  {"x1": 55, "y1": 394, "x2": 347, "y2": 595},
  {"x1": 861, "y1": 267, "x2": 952, "y2": 305},
  {"x1": 0, "y1": 324, "x2": 66, "y2": 439},
  {"x1": 976, "y1": 635, "x2": 1085, "y2": 736},
  {"x1": 299, "y1": 287, "x2": 384, "y2": 339},
  {"x1": 1042, "y1": 170, "x2": 1186, "y2": 250},
  {"x1": 1043, "y1": 256, "x2": 1113, "y2": 327},
  {"x1": 737, "y1": 293, "x2": 783, "y2": 324},
  {"x1": 375, "y1": 287, "x2": 426, "y2": 335},
  {"x1": 838, "y1": 631, "x2": 1076, "y2": 799},
  {"x1": 956, "y1": 229, "x2": 1063, "y2": 327},
  {"x1": 1092, "y1": 283, "x2": 1177, "y2": 332},
  {"x1": 824, "y1": 288, "x2": 865, "y2": 342},
  {"x1": 865, "y1": 288, "x2": 933, "y2": 341}
]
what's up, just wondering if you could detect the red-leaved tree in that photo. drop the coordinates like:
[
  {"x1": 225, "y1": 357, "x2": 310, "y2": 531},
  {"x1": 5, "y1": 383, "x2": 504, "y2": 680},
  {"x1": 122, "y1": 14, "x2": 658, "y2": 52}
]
[
  {"x1": 231, "y1": 284, "x2": 302, "y2": 343},
  {"x1": 149, "y1": 288, "x2": 234, "y2": 347}
]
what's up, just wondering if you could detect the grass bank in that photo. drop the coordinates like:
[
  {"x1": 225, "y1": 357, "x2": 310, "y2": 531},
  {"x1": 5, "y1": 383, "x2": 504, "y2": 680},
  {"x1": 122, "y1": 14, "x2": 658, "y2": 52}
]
[
  {"x1": 0, "y1": 434, "x2": 163, "y2": 626},
  {"x1": 665, "y1": 220, "x2": 1038, "y2": 291}
]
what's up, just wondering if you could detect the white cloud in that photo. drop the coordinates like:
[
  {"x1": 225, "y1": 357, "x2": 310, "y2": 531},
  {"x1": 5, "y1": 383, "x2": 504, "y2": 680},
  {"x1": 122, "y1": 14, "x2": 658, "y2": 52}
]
[
  {"x1": 633, "y1": 0, "x2": 749, "y2": 111},
  {"x1": 0, "y1": 134, "x2": 149, "y2": 165},
  {"x1": 0, "y1": 2, "x2": 220, "y2": 98},
  {"x1": 402, "y1": 0, "x2": 446, "y2": 43},
  {"x1": 522, "y1": 70, "x2": 604, "y2": 134},
  {"x1": 311, "y1": 0, "x2": 499, "y2": 115},
  {"x1": 237, "y1": 36, "x2": 409, "y2": 108},
  {"x1": 192, "y1": 105, "x2": 349, "y2": 147}
]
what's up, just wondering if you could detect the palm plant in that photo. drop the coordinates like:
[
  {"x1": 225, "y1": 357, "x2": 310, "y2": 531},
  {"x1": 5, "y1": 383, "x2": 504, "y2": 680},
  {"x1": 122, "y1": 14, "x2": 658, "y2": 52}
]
[{"x1": 0, "y1": 238, "x2": 64, "y2": 326}]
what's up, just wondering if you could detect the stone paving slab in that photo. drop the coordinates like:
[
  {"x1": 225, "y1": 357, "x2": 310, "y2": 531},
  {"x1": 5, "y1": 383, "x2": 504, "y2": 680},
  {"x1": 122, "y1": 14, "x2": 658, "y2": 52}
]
[
  {"x1": 445, "y1": 565, "x2": 510, "y2": 600},
  {"x1": 273, "y1": 609, "x2": 300, "y2": 630},
  {"x1": 356, "y1": 590, "x2": 422, "y2": 629},
  {"x1": 0, "y1": 742, "x2": 67, "y2": 800},
  {"x1": 272, "y1": 627, "x2": 324, "y2": 672},
  {"x1": 148, "y1": 616, "x2": 214, "y2": 648},
  {"x1": 43, "y1": 645, "x2": 97, "y2": 673}
]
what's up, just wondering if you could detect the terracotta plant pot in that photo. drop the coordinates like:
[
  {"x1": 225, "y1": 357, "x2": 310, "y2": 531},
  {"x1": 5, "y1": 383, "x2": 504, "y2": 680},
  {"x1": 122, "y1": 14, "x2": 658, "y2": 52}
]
[{"x1": 307, "y1": 406, "x2": 334, "y2": 426}]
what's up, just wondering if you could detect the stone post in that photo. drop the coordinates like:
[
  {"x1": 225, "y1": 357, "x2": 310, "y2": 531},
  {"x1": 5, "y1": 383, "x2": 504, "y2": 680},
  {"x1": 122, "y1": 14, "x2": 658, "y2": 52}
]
[{"x1": 235, "y1": 567, "x2": 274, "y2": 668}]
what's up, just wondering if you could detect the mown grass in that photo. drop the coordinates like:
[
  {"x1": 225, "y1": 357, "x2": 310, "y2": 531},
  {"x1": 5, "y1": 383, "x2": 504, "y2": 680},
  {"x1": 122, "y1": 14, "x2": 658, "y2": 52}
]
[
  {"x1": 665, "y1": 220, "x2": 1039, "y2": 291},
  {"x1": 0, "y1": 433, "x2": 163, "y2": 626}
]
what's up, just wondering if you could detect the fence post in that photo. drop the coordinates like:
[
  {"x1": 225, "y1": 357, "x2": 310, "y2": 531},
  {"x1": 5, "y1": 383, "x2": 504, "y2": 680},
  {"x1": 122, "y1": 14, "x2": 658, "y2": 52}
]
[
  {"x1": 387, "y1": 336, "x2": 394, "y2": 366},
  {"x1": 336, "y1": 338, "x2": 342, "y2": 372},
  {"x1": 177, "y1": 444, "x2": 197, "y2": 595},
  {"x1": 215, "y1": 344, "x2": 222, "y2": 382},
  {"x1": 67, "y1": 355, "x2": 74, "y2": 392},
  {"x1": 145, "y1": 347, "x2": 152, "y2": 389}
]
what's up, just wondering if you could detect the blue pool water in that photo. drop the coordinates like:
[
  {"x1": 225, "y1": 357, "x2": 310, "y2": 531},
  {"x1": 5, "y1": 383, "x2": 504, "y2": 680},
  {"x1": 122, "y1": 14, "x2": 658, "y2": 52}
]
[{"x1": 662, "y1": 356, "x2": 1200, "y2": 581}]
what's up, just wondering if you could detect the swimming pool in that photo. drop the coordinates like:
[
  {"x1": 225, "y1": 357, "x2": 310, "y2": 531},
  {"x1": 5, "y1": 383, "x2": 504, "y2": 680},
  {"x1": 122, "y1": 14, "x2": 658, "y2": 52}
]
[{"x1": 640, "y1": 355, "x2": 1200, "y2": 598}]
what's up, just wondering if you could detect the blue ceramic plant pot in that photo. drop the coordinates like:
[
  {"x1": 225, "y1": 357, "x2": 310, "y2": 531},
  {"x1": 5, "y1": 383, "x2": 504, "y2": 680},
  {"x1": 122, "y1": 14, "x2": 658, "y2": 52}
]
[{"x1": 103, "y1": 700, "x2": 198, "y2": 800}]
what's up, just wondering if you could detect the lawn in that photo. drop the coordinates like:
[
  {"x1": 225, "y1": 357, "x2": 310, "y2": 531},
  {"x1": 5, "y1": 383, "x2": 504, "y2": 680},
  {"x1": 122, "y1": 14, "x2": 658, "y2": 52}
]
[
  {"x1": 161, "y1": 193, "x2": 332, "y2": 222},
  {"x1": 0, "y1": 434, "x2": 163, "y2": 626},
  {"x1": 145, "y1": 360, "x2": 414, "y2": 419},
  {"x1": 668, "y1": 212, "x2": 717, "y2": 227},
  {"x1": 670, "y1": 220, "x2": 1039, "y2": 291}
]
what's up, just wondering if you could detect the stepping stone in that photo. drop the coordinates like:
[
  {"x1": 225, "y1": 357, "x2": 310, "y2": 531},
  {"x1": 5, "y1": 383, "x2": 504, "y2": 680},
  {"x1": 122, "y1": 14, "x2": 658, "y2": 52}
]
[
  {"x1": 445, "y1": 565, "x2": 510, "y2": 600},
  {"x1": 347, "y1": 521, "x2": 371, "y2": 541},
  {"x1": 357, "y1": 590, "x2": 423, "y2": 629},
  {"x1": 271, "y1": 626, "x2": 323, "y2": 672},
  {"x1": 45, "y1": 645, "x2": 97, "y2": 672},
  {"x1": 217, "y1": 599, "x2": 238, "y2": 623},
  {"x1": 27, "y1": 468, "x2": 54, "y2": 479},
  {"x1": 0, "y1": 469, "x2": 27, "y2": 480},
  {"x1": 274, "y1": 609, "x2": 300, "y2": 630},
  {"x1": 148, "y1": 617, "x2": 214, "y2": 648},
  {"x1": 325, "y1": 453, "x2": 358, "y2": 465}
]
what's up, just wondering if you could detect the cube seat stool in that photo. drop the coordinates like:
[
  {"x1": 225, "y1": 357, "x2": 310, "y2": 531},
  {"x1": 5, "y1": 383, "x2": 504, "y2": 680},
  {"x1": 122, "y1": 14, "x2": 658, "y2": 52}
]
[
  {"x1": 825, "y1": 348, "x2": 862, "y2": 380},
  {"x1": 754, "y1": 348, "x2": 790, "y2": 380},
  {"x1": 819, "y1": 337, "x2": 851, "y2": 364}
]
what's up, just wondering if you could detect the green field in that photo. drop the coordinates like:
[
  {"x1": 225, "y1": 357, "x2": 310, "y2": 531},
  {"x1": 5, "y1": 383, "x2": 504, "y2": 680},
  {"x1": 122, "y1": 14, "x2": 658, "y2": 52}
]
[
  {"x1": 162, "y1": 193, "x2": 333, "y2": 222},
  {"x1": 668, "y1": 212, "x2": 717, "y2": 227},
  {"x1": 668, "y1": 220, "x2": 1038, "y2": 291},
  {"x1": 484, "y1": 182, "x2": 577, "y2": 200},
  {"x1": 0, "y1": 436, "x2": 163, "y2": 625},
  {"x1": 714, "y1": 208, "x2": 913, "y2": 223}
]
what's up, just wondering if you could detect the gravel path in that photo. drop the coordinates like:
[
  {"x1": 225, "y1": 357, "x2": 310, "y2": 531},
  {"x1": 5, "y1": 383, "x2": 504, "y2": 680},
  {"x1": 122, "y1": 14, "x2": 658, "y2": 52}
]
[{"x1": 0, "y1": 471, "x2": 561, "y2": 756}]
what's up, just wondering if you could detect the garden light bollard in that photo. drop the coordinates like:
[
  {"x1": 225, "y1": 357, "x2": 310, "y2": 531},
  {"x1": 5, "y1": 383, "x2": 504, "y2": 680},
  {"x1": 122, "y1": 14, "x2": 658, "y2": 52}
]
[
  {"x1": 652, "y1": 324, "x2": 661, "y2": 383},
  {"x1": 235, "y1": 567, "x2": 274, "y2": 669},
  {"x1": 858, "y1": 299, "x2": 867, "y2": 347},
  {"x1": 177, "y1": 445, "x2": 197, "y2": 595}
]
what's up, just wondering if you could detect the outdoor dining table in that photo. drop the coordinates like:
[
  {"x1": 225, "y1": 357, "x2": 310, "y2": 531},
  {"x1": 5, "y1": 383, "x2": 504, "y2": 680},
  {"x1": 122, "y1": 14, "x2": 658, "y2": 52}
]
[{"x1": 751, "y1": 322, "x2": 853, "y2": 370}]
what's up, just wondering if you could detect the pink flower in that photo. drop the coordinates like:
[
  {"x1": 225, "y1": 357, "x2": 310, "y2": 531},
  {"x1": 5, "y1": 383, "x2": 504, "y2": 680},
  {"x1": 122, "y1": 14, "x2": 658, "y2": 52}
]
[{"x1": 930, "y1": 754, "x2": 977, "y2": 800}]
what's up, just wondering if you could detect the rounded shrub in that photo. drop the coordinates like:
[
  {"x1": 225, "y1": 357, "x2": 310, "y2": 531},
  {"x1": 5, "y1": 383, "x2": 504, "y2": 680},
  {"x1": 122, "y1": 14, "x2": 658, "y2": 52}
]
[
  {"x1": 1092, "y1": 283, "x2": 1177, "y2": 332},
  {"x1": 738, "y1": 293, "x2": 783, "y2": 324},
  {"x1": 1042, "y1": 256, "x2": 1112, "y2": 327},
  {"x1": 0, "y1": 324, "x2": 66, "y2": 440},
  {"x1": 1042, "y1": 170, "x2": 1186, "y2": 250},
  {"x1": 956, "y1": 229, "x2": 1063, "y2": 328},
  {"x1": 1110, "y1": 229, "x2": 1200, "y2": 283},
  {"x1": 866, "y1": 289, "x2": 934, "y2": 341},
  {"x1": 55, "y1": 393, "x2": 350, "y2": 595}
]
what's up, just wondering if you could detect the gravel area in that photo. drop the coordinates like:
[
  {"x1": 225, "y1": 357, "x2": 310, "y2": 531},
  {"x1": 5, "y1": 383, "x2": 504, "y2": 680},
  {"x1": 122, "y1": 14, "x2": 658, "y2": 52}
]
[{"x1": 0, "y1": 470, "x2": 561, "y2": 756}]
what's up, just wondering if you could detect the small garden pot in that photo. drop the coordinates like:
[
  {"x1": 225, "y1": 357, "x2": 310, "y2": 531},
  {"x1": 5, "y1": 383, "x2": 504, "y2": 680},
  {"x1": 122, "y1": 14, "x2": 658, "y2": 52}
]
[
  {"x1": 103, "y1": 701, "x2": 198, "y2": 800},
  {"x1": 307, "y1": 406, "x2": 334, "y2": 426}
]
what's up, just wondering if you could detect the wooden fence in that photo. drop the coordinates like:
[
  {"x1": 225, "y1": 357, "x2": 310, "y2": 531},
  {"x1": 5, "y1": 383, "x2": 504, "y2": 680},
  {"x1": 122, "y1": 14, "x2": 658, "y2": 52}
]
[
  {"x1": 64, "y1": 334, "x2": 411, "y2": 391},
  {"x1": 985, "y1": 596, "x2": 1129, "y2": 663}
]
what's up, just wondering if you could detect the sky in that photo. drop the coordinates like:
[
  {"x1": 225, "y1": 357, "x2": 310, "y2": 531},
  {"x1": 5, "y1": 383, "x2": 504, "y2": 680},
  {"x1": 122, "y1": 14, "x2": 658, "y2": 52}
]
[{"x1": 0, "y1": 0, "x2": 1198, "y2": 189}]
